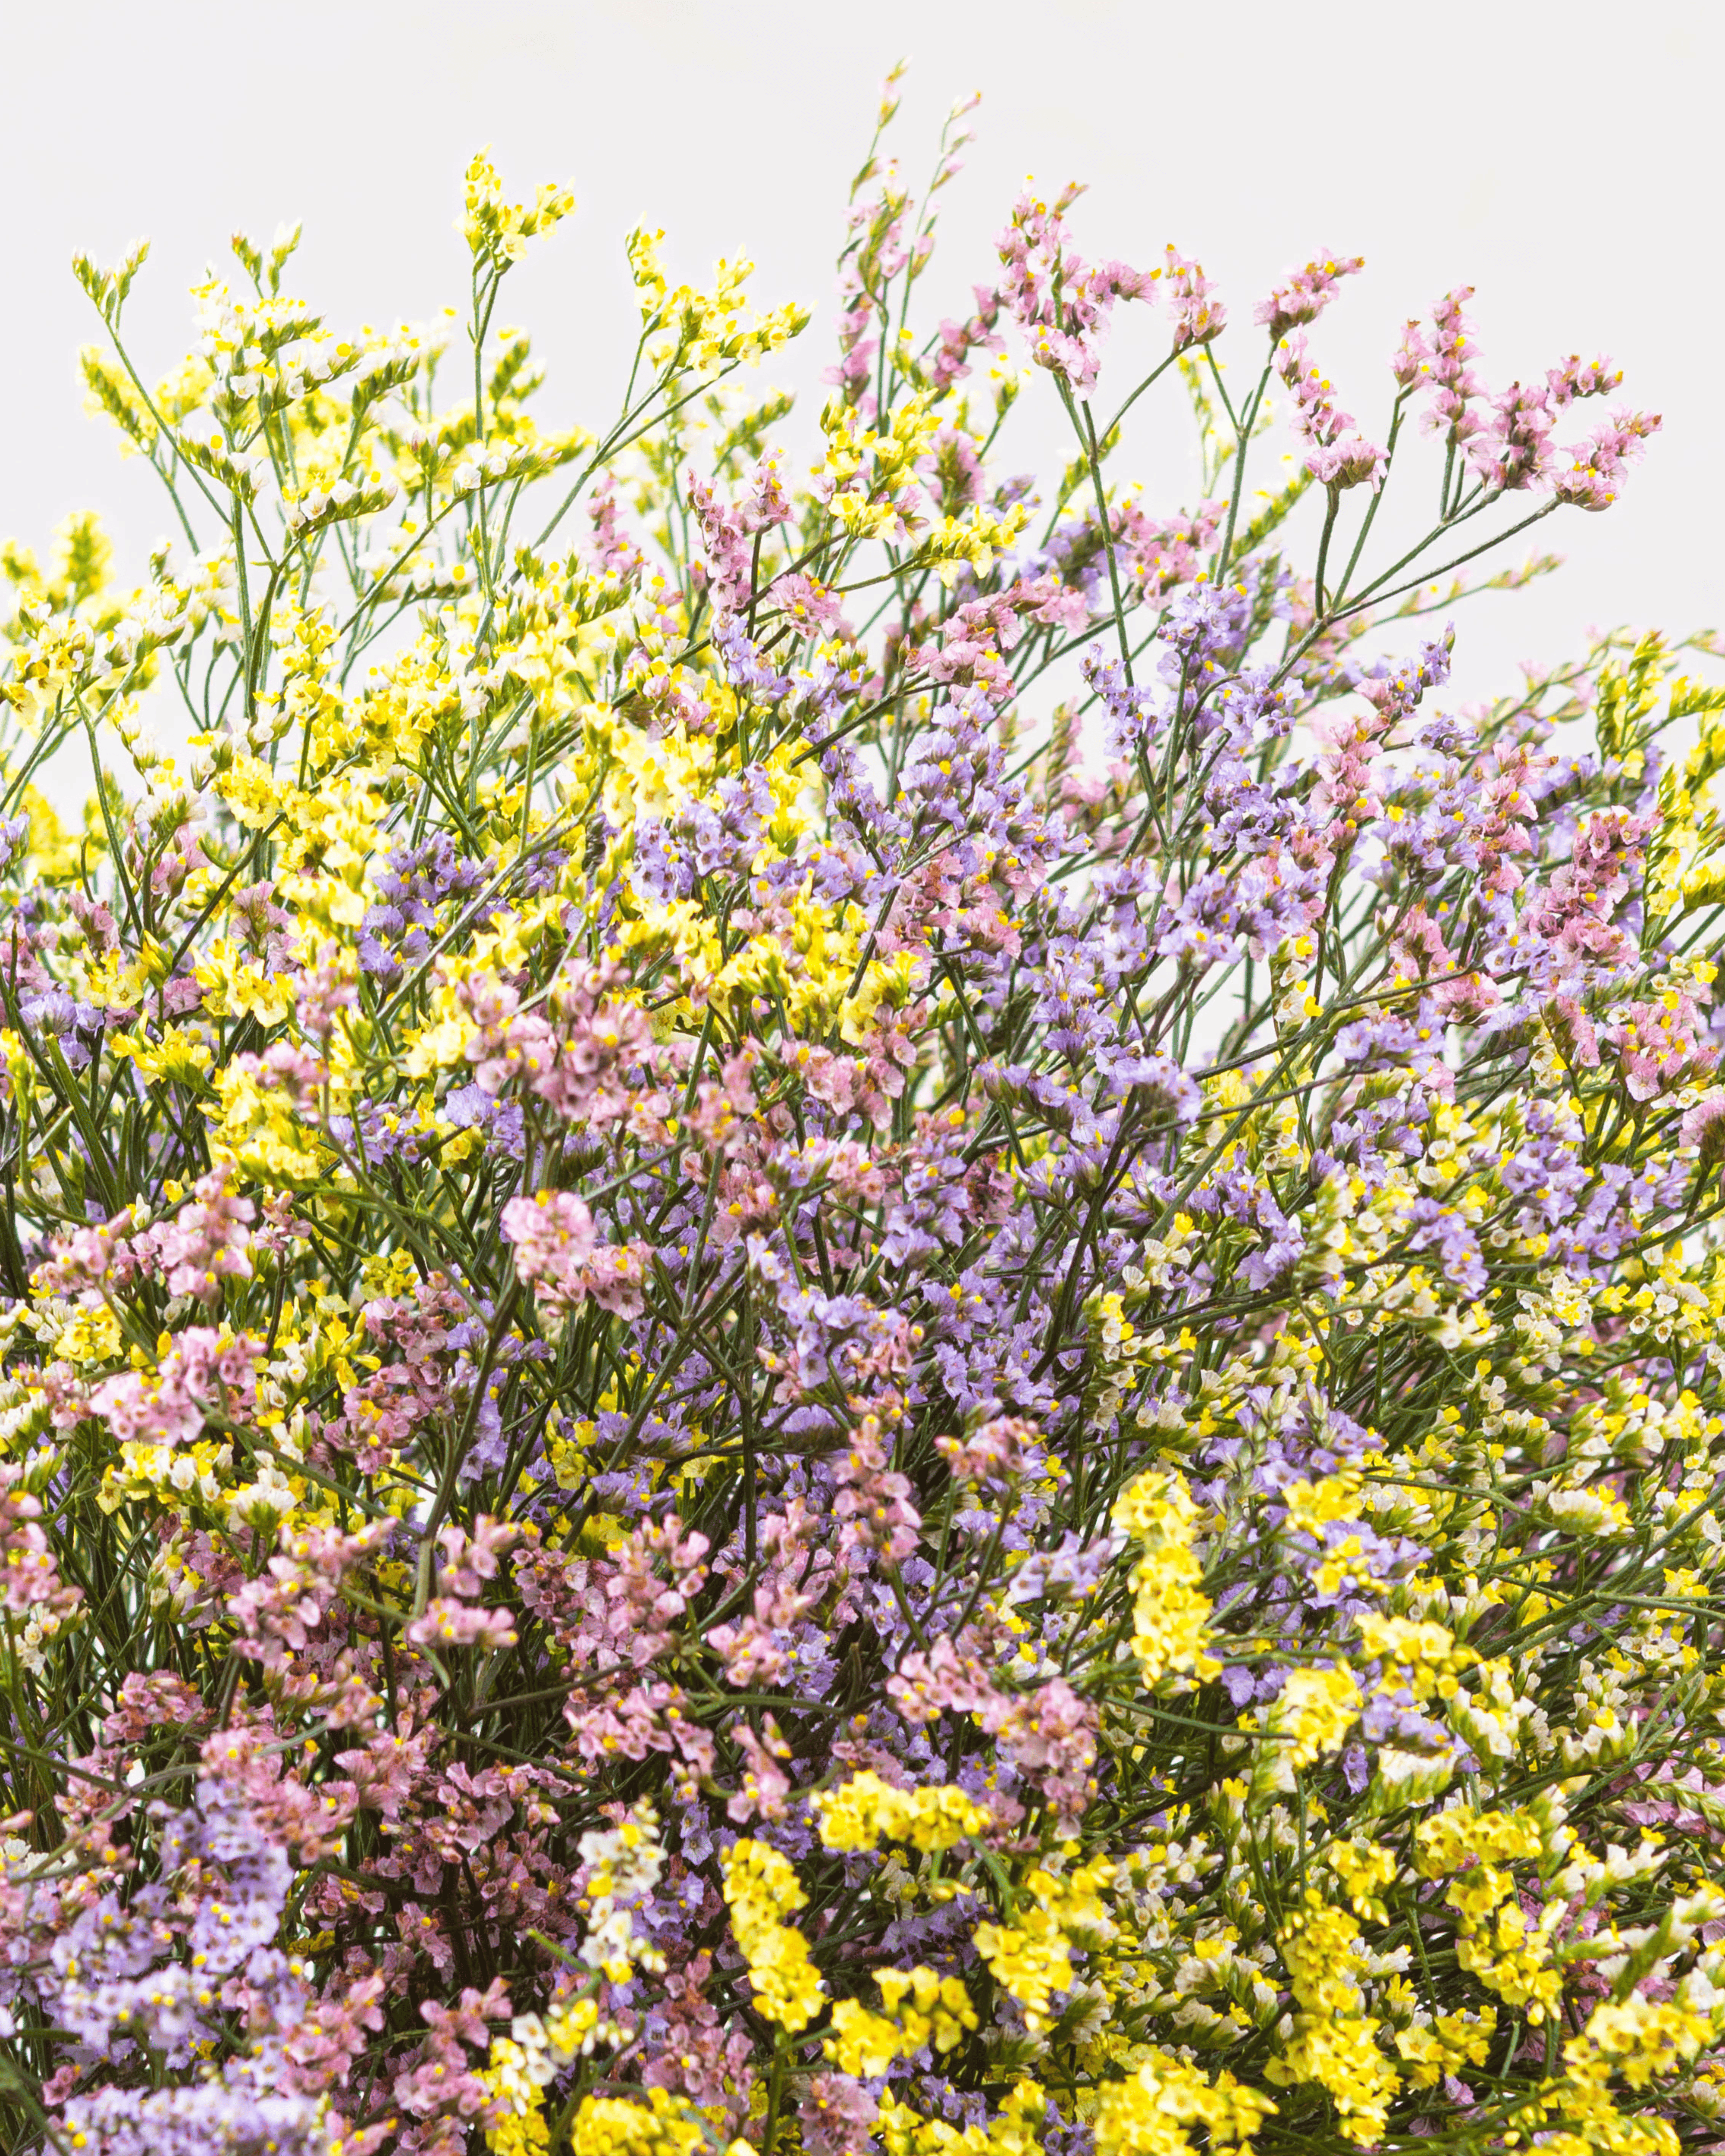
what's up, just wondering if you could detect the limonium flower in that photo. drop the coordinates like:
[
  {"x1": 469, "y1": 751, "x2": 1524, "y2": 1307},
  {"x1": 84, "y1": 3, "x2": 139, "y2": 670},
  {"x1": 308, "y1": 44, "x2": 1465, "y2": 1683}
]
[{"x1": 0, "y1": 69, "x2": 1716, "y2": 2156}]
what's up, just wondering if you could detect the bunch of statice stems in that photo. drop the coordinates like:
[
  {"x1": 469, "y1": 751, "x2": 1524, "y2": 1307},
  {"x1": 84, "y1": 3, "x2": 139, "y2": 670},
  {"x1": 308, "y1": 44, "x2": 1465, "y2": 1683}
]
[{"x1": 2, "y1": 65, "x2": 1724, "y2": 2156}]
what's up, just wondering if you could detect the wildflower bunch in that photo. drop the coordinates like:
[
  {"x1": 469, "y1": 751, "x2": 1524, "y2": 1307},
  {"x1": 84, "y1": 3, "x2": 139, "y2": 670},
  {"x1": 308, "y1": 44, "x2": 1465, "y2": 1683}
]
[{"x1": 0, "y1": 67, "x2": 1722, "y2": 2156}]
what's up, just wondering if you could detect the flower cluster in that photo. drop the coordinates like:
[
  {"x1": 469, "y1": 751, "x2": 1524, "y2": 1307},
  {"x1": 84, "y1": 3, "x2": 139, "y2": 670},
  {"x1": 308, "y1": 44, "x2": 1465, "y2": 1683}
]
[{"x1": 0, "y1": 70, "x2": 1719, "y2": 2156}]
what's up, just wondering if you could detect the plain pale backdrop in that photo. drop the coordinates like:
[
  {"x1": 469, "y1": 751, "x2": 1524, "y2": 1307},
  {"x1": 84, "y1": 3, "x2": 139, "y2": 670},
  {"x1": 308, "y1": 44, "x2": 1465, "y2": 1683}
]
[{"x1": 6, "y1": 0, "x2": 1720, "y2": 714}]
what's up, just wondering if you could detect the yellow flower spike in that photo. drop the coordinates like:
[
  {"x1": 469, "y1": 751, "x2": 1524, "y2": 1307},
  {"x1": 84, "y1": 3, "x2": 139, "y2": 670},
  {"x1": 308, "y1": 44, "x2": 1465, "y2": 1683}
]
[
  {"x1": 462, "y1": 148, "x2": 575, "y2": 271},
  {"x1": 720, "y1": 1838, "x2": 826, "y2": 2033},
  {"x1": 1093, "y1": 2053, "x2": 1276, "y2": 2155},
  {"x1": 1265, "y1": 1895, "x2": 1400, "y2": 2145},
  {"x1": 811, "y1": 1770, "x2": 991, "y2": 1854},
  {"x1": 1111, "y1": 1466, "x2": 1219, "y2": 1687},
  {"x1": 972, "y1": 1857, "x2": 1115, "y2": 2036},
  {"x1": 565, "y1": 2086, "x2": 724, "y2": 2156}
]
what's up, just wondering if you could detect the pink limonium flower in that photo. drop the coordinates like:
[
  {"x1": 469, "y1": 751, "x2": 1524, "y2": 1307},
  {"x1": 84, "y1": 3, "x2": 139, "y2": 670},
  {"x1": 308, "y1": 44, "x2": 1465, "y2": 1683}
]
[
  {"x1": 1164, "y1": 244, "x2": 1226, "y2": 352},
  {"x1": 1552, "y1": 405, "x2": 1663, "y2": 511},
  {"x1": 1391, "y1": 314, "x2": 1432, "y2": 388},
  {"x1": 1466, "y1": 351, "x2": 1652, "y2": 498},
  {"x1": 1548, "y1": 351, "x2": 1623, "y2": 406},
  {"x1": 500, "y1": 1189, "x2": 598, "y2": 1308},
  {"x1": 91, "y1": 1326, "x2": 261, "y2": 1449},
  {"x1": 1467, "y1": 379, "x2": 1559, "y2": 493},
  {"x1": 0, "y1": 1467, "x2": 82, "y2": 1617},
  {"x1": 1607, "y1": 994, "x2": 1716, "y2": 1102},
  {"x1": 1255, "y1": 248, "x2": 1365, "y2": 338},
  {"x1": 995, "y1": 182, "x2": 1159, "y2": 390},
  {"x1": 1417, "y1": 283, "x2": 1488, "y2": 448},
  {"x1": 142, "y1": 1161, "x2": 256, "y2": 1304},
  {"x1": 1275, "y1": 331, "x2": 1387, "y2": 491},
  {"x1": 502, "y1": 1188, "x2": 650, "y2": 1320},
  {"x1": 687, "y1": 450, "x2": 792, "y2": 619}
]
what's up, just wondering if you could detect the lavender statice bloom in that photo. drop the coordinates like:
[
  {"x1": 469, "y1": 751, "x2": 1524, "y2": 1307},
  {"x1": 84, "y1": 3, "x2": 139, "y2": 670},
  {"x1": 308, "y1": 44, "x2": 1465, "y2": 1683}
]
[
  {"x1": 822, "y1": 740, "x2": 912, "y2": 856},
  {"x1": 1210, "y1": 664, "x2": 1300, "y2": 744},
  {"x1": 64, "y1": 2080, "x2": 330, "y2": 2156},
  {"x1": 517, "y1": 840, "x2": 569, "y2": 896},
  {"x1": 442, "y1": 1078, "x2": 525, "y2": 1158},
  {"x1": 633, "y1": 815, "x2": 693, "y2": 902},
  {"x1": 714, "y1": 614, "x2": 796, "y2": 699},
  {"x1": 1080, "y1": 646, "x2": 1162, "y2": 757},
  {"x1": 1097, "y1": 1048, "x2": 1201, "y2": 1125},
  {"x1": 1350, "y1": 630, "x2": 1452, "y2": 727},
  {"x1": 1204, "y1": 757, "x2": 1304, "y2": 856},
  {"x1": 1416, "y1": 708, "x2": 1477, "y2": 755},
  {"x1": 1158, "y1": 579, "x2": 1250, "y2": 668},
  {"x1": 1155, "y1": 870, "x2": 1242, "y2": 969},
  {"x1": 1240, "y1": 1190, "x2": 1305, "y2": 1291},
  {"x1": 1501, "y1": 1113, "x2": 1590, "y2": 1227},
  {"x1": 1403, "y1": 1195, "x2": 1488, "y2": 1298},
  {"x1": 328, "y1": 1096, "x2": 436, "y2": 1163},
  {"x1": 45, "y1": 1783, "x2": 292, "y2": 2064},
  {"x1": 1005, "y1": 1532, "x2": 1113, "y2": 1606},
  {"x1": 680, "y1": 767, "x2": 772, "y2": 879},
  {"x1": 20, "y1": 987, "x2": 105, "y2": 1071},
  {"x1": 360, "y1": 832, "x2": 489, "y2": 978}
]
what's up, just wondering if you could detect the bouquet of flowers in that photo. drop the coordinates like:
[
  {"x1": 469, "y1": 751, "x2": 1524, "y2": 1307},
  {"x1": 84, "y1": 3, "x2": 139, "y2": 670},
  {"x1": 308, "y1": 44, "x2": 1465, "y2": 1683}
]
[{"x1": 0, "y1": 65, "x2": 1721, "y2": 2156}]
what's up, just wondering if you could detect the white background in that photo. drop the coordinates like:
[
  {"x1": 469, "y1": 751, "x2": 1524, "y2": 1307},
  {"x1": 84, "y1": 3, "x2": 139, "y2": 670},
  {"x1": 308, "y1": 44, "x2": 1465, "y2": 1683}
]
[{"x1": 6, "y1": 0, "x2": 1719, "y2": 712}]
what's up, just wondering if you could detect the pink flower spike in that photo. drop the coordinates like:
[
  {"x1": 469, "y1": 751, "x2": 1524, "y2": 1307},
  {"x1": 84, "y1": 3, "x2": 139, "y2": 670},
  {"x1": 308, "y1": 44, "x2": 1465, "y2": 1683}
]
[
  {"x1": 1391, "y1": 317, "x2": 1433, "y2": 388},
  {"x1": 995, "y1": 185, "x2": 1160, "y2": 389},
  {"x1": 1305, "y1": 435, "x2": 1389, "y2": 492},
  {"x1": 1414, "y1": 285, "x2": 1487, "y2": 445},
  {"x1": 1255, "y1": 249, "x2": 1364, "y2": 339},
  {"x1": 501, "y1": 1188, "x2": 598, "y2": 1310},
  {"x1": 1547, "y1": 352, "x2": 1623, "y2": 407},
  {"x1": 1467, "y1": 380, "x2": 1557, "y2": 494},
  {"x1": 1164, "y1": 245, "x2": 1226, "y2": 353},
  {"x1": 1552, "y1": 407, "x2": 1662, "y2": 512},
  {"x1": 1274, "y1": 333, "x2": 1386, "y2": 491}
]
